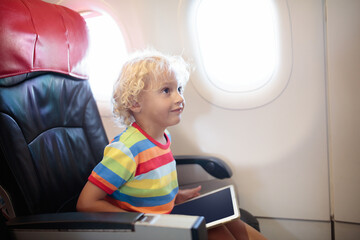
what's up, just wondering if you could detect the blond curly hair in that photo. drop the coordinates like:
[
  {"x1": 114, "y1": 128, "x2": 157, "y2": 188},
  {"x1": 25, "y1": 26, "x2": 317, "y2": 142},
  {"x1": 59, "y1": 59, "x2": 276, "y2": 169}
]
[{"x1": 112, "y1": 49, "x2": 190, "y2": 127}]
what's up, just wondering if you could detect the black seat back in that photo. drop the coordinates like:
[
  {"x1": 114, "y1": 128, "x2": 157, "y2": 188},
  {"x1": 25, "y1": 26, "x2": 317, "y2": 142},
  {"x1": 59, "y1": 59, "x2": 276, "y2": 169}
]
[{"x1": 0, "y1": 0, "x2": 108, "y2": 216}]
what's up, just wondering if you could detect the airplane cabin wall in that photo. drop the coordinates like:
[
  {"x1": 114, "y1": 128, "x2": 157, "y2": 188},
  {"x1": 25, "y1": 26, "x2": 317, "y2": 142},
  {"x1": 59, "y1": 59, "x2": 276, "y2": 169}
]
[
  {"x1": 174, "y1": 0, "x2": 332, "y2": 239},
  {"x1": 44, "y1": 0, "x2": 360, "y2": 239},
  {"x1": 326, "y1": 0, "x2": 360, "y2": 238}
]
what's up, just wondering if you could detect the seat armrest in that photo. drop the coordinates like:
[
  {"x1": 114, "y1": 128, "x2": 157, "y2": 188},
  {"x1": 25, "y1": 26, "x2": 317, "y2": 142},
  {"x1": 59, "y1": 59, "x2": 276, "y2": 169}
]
[
  {"x1": 6, "y1": 212, "x2": 143, "y2": 231},
  {"x1": 6, "y1": 212, "x2": 207, "y2": 240},
  {"x1": 175, "y1": 155, "x2": 232, "y2": 179}
]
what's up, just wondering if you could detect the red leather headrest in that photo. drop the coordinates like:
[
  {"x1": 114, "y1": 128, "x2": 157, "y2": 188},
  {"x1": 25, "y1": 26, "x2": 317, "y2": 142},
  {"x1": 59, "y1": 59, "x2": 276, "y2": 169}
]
[{"x1": 0, "y1": 0, "x2": 89, "y2": 79}]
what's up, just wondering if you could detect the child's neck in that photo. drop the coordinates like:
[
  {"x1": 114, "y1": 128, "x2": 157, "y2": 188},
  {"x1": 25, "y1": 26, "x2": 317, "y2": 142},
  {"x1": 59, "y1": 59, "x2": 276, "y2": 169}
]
[{"x1": 135, "y1": 122, "x2": 167, "y2": 145}]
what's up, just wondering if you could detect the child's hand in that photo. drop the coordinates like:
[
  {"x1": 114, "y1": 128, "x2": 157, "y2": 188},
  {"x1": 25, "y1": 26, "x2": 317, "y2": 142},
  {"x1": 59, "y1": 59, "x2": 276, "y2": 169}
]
[{"x1": 175, "y1": 185, "x2": 202, "y2": 204}]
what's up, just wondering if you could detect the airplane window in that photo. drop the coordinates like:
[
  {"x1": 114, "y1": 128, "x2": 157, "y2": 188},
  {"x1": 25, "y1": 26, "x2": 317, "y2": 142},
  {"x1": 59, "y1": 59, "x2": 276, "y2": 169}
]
[
  {"x1": 180, "y1": 0, "x2": 292, "y2": 109},
  {"x1": 197, "y1": 0, "x2": 276, "y2": 92},
  {"x1": 84, "y1": 13, "x2": 128, "y2": 102}
]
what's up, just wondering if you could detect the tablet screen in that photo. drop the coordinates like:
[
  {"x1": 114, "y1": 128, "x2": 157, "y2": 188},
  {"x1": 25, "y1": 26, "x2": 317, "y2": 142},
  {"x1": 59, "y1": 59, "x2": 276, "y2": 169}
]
[{"x1": 171, "y1": 185, "x2": 240, "y2": 228}]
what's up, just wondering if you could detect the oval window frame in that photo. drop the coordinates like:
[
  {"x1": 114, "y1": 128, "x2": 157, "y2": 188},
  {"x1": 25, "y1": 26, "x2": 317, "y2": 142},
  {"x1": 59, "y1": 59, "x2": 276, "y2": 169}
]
[{"x1": 179, "y1": 0, "x2": 293, "y2": 109}]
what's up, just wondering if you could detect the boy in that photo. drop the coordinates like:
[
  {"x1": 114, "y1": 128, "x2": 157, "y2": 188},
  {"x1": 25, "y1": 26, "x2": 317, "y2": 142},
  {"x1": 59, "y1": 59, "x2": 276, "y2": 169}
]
[
  {"x1": 77, "y1": 49, "x2": 200, "y2": 213},
  {"x1": 77, "y1": 49, "x2": 267, "y2": 240}
]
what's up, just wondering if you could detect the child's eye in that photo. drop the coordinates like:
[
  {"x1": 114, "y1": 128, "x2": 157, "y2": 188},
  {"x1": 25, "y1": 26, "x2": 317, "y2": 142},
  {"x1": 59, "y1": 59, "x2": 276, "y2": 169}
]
[
  {"x1": 162, "y1": 88, "x2": 170, "y2": 94},
  {"x1": 178, "y1": 86, "x2": 183, "y2": 94}
]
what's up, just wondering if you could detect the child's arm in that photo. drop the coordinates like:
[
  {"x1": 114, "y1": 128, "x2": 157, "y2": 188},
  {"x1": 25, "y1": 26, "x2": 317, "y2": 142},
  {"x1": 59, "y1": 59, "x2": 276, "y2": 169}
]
[
  {"x1": 76, "y1": 181, "x2": 128, "y2": 212},
  {"x1": 175, "y1": 185, "x2": 202, "y2": 204}
]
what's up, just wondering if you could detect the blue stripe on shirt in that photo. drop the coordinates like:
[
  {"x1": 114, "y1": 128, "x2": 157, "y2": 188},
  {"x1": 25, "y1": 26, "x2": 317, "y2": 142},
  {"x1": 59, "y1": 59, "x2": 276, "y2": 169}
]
[
  {"x1": 93, "y1": 163, "x2": 127, "y2": 188},
  {"x1": 134, "y1": 161, "x2": 176, "y2": 180},
  {"x1": 129, "y1": 139, "x2": 156, "y2": 157}
]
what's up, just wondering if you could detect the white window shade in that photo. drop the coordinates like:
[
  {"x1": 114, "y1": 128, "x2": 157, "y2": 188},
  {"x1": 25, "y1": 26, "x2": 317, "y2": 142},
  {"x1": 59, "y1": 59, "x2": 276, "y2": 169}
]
[
  {"x1": 180, "y1": 0, "x2": 293, "y2": 109},
  {"x1": 85, "y1": 13, "x2": 128, "y2": 102}
]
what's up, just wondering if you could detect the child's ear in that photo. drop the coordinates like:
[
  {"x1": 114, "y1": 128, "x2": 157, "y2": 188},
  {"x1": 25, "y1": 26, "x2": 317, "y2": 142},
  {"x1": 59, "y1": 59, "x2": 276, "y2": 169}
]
[{"x1": 130, "y1": 102, "x2": 141, "y2": 113}]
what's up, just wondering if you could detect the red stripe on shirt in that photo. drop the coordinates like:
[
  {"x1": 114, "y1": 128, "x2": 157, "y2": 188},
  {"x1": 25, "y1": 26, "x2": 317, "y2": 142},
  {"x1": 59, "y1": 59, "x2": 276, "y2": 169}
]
[
  {"x1": 135, "y1": 152, "x2": 174, "y2": 176},
  {"x1": 88, "y1": 173, "x2": 115, "y2": 195}
]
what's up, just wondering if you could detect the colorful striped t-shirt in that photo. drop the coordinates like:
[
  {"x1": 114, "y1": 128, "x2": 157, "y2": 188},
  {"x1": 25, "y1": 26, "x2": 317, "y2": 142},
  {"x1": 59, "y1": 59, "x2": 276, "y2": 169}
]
[{"x1": 88, "y1": 123, "x2": 179, "y2": 214}]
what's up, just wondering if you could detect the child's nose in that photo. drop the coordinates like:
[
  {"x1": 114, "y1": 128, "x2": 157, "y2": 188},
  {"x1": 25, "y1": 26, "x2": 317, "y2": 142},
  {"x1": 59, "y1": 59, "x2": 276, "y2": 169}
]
[{"x1": 175, "y1": 92, "x2": 185, "y2": 104}]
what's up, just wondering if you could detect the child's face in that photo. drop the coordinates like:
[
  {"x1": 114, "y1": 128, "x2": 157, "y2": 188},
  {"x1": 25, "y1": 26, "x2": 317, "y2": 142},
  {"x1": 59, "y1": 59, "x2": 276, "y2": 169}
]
[{"x1": 135, "y1": 73, "x2": 185, "y2": 130}]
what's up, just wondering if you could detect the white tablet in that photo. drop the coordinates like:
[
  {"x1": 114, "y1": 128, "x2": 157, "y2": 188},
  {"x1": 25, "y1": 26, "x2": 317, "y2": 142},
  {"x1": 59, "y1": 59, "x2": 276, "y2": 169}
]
[{"x1": 171, "y1": 185, "x2": 240, "y2": 228}]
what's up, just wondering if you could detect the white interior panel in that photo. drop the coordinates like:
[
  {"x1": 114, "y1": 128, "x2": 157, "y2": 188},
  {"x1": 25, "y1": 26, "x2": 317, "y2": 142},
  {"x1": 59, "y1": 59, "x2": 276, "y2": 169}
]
[
  {"x1": 171, "y1": 0, "x2": 330, "y2": 220},
  {"x1": 326, "y1": 0, "x2": 360, "y2": 224}
]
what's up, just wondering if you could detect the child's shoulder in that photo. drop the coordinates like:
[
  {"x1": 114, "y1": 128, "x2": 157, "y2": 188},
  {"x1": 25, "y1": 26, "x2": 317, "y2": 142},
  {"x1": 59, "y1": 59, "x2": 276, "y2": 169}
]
[
  {"x1": 110, "y1": 126, "x2": 146, "y2": 145},
  {"x1": 104, "y1": 127, "x2": 148, "y2": 159}
]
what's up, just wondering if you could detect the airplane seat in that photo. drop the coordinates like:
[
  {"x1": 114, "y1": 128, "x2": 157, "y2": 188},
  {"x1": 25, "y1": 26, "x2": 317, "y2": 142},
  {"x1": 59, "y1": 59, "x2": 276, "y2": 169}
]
[
  {"x1": 0, "y1": 0, "x2": 257, "y2": 239},
  {"x1": 0, "y1": 0, "x2": 107, "y2": 217}
]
